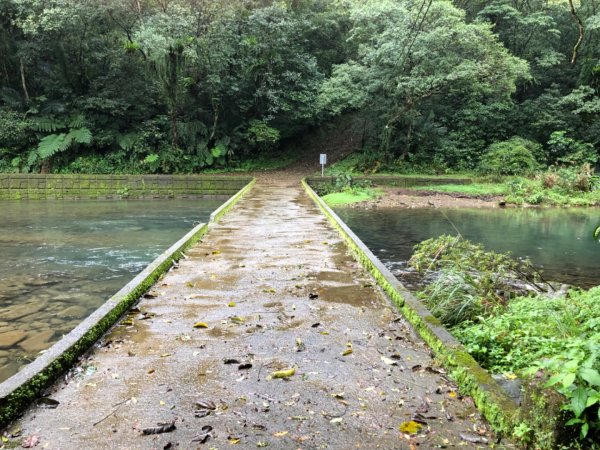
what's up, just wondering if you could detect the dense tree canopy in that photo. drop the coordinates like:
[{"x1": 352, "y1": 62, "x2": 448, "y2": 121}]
[{"x1": 0, "y1": 0, "x2": 598, "y2": 173}]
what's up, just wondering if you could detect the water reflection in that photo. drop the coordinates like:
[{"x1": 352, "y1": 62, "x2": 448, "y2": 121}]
[{"x1": 335, "y1": 207, "x2": 600, "y2": 288}]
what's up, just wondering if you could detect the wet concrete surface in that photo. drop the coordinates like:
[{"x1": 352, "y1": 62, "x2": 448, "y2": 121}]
[{"x1": 5, "y1": 178, "x2": 514, "y2": 449}]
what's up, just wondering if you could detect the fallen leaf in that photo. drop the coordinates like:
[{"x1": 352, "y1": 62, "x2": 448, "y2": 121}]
[
  {"x1": 271, "y1": 368, "x2": 295, "y2": 379},
  {"x1": 228, "y1": 301, "x2": 236, "y2": 307},
  {"x1": 459, "y1": 433, "x2": 488, "y2": 444},
  {"x1": 330, "y1": 417, "x2": 343, "y2": 424},
  {"x1": 448, "y1": 391, "x2": 457, "y2": 398},
  {"x1": 142, "y1": 422, "x2": 176, "y2": 435},
  {"x1": 342, "y1": 349, "x2": 353, "y2": 356},
  {"x1": 263, "y1": 288, "x2": 276, "y2": 294},
  {"x1": 399, "y1": 421, "x2": 422, "y2": 435},
  {"x1": 37, "y1": 397, "x2": 59, "y2": 409},
  {"x1": 191, "y1": 425, "x2": 213, "y2": 443},
  {"x1": 228, "y1": 437, "x2": 241, "y2": 444},
  {"x1": 504, "y1": 372, "x2": 518, "y2": 380},
  {"x1": 160, "y1": 353, "x2": 172, "y2": 358},
  {"x1": 230, "y1": 316, "x2": 245, "y2": 324},
  {"x1": 257, "y1": 442, "x2": 269, "y2": 448},
  {"x1": 22, "y1": 435, "x2": 40, "y2": 448},
  {"x1": 212, "y1": 250, "x2": 221, "y2": 255},
  {"x1": 381, "y1": 356, "x2": 397, "y2": 366},
  {"x1": 273, "y1": 431, "x2": 288, "y2": 437},
  {"x1": 193, "y1": 322, "x2": 209, "y2": 328}
]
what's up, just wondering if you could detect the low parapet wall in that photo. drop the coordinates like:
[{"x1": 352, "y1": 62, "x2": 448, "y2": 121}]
[
  {"x1": 0, "y1": 178, "x2": 255, "y2": 428},
  {"x1": 0, "y1": 174, "x2": 252, "y2": 199},
  {"x1": 305, "y1": 175, "x2": 472, "y2": 190}
]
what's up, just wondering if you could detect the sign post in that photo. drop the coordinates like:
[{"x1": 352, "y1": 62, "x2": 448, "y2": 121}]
[{"x1": 320, "y1": 153, "x2": 327, "y2": 177}]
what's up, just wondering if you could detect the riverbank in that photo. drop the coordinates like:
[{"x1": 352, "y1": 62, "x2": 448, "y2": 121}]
[{"x1": 358, "y1": 186, "x2": 504, "y2": 209}]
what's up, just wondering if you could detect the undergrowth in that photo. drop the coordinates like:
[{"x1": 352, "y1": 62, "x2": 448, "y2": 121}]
[{"x1": 410, "y1": 235, "x2": 600, "y2": 444}]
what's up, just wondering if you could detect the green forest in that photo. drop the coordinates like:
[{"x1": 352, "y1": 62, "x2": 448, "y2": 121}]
[{"x1": 0, "y1": 0, "x2": 598, "y2": 176}]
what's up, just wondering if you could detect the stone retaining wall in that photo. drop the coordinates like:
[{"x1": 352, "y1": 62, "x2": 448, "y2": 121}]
[
  {"x1": 0, "y1": 174, "x2": 252, "y2": 199},
  {"x1": 306, "y1": 175, "x2": 472, "y2": 190}
]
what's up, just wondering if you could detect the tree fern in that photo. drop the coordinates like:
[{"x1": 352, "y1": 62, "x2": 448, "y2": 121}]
[
  {"x1": 37, "y1": 133, "x2": 69, "y2": 159},
  {"x1": 66, "y1": 127, "x2": 92, "y2": 145},
  {"x1": 117, "y1": 132, "x2": 140, "y2": 151},
  {"x1": 31, "y1": 116, "x2": 64, "y2": 133},
  {"x1": 37, "y1": 127, "x2": 92, "y2": 159},
  {"x1": 68, "y1": 113, "x2": 86, "y2": 129}
]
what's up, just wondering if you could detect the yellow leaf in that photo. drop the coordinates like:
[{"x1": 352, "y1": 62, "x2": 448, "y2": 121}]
[
  {"x1": 262, "y1": 288, "x2": 276, "y2": 294},
  {"x1": 212, "y1": 250, "x2": 221, "y2": 255},
  {"x1": 399, "y1": 420, "x2": 422, "y2": 435},
  {"x1": 449, "y1": 391, "x2": 457, "y2": 398},
  {"x1": 257, "y1": 442, "x2": 268, "y2": 448},
  {"x1": 193, "y1": 322, "x2": 209, "y2": 328},
  {"x1": 504, "y1": 372, "x2": 518, "y2": 380},
  {"x1": 319, "y1": 331, "x2": 329, "y2": 335},
  {"x1": 228, "y1": 437, "x2": 241, "y2": 444},
  {"x1": 342, "y1": 348, "x2": 353, "y2": 356},
  {"x1": 228, "y1": 301, "x2": 236, "y2": 307},
  {"x1": 273, "y1": 431, "x2": 288, "y2": 437},
  {"x1": 271, "y1": 368, "x2": 296, "y2": 379},
  {"x1": 2, "y1": 436, "x2": 9, "y2": 443},
  {"x1": 160, "y1": 353, "x2": 172, "y2": 358},
  {"x1": 159, "y1": 400, "x2": 165, "y2": 406},
  {"x1": 230, "y1": 316, "x2": 245, "y2": 324}
]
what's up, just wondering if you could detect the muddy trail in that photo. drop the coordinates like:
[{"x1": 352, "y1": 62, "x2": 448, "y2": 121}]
[{"x1": 7, "y1": 179, "x2": 510, "y2": 449}]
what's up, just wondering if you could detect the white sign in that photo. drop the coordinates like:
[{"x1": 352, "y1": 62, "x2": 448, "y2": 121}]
[{"x1": 319, "y1": 154, "x2": 327, "y2": 177}]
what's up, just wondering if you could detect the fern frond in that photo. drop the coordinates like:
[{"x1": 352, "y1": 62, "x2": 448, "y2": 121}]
[
  {"x1": 117, "y1": 132, "x2": 140, "y2": 151},
  {"x1": 66, "y1": 127, "x2": 92, "y2": 145},
  {"x1": 68, "y1": 113, "x2": 86, "y2": 129},
  {"x1": 37, "y1": 133, "x2": 68, "y2": 159},
  {"x1": 32, "y1": 117, "x2": 64, "y2": 133}
]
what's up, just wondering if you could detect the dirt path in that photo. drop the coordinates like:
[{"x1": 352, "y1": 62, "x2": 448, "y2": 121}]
[{"x1": 9, "y1": 179, "x2": 508, "y2": 449}]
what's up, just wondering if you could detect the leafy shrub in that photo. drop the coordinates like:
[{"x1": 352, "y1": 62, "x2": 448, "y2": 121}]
[
  {"x1": 409, "y1": 235, "x2": 543, "y2": 326},
  {"x1": 478, "y1": 137, "x2": 542, "y2": 176},
  {"x1": 548, "y1": 131, "x2": 597, "y2": 167}
]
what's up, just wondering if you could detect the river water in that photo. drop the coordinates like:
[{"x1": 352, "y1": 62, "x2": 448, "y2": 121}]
[
  {"x1": 0, "y1": 198, "x2": 223, "y2": 382},
  {"x1": 335, "y1": 207, "x2": 600, "y2": 289}
]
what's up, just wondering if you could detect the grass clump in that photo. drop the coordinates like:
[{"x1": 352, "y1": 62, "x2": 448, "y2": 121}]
[{"x1": 410, "y1": 235, "x2": 600, "y2": 444}]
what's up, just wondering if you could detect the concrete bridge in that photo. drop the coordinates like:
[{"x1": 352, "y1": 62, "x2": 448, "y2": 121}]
[{"x1": 0, "y1": 176, "x2": 516, "y2": 449}]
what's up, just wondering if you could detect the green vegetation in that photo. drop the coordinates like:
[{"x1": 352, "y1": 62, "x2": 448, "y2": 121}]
[
  {"x1": 410, "y1": 235, "x2": 600, "y2": 446},
  {"x1": 0, "y1": 0, "x2": 597, "y2": 176},
  {"x1": 322, "y1": 189, "x2": 380, "y2": 206},
  {"x1": 315, "y1": 173, "x2": 381, "y2": 206}
]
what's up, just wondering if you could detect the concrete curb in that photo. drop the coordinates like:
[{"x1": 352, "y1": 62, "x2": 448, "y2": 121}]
[
  {"x1": 0, "y1": 178, "x2": 255, "y2": 428},
  {"x1": 301, "y1": 178, "x2": 519, "y2": 437}
]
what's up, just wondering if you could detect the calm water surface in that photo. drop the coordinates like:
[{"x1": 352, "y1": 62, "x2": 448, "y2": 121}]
[
  {"x1": 0, "y1": 198, "x2": 223, "y2": 381},
  {"x1": 335, "y1": 207, "x2": 600, "y2": 288}
]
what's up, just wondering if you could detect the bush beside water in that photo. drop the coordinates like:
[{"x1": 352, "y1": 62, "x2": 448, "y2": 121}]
[{"x1": 410, "y1": 235, "x2": 600, "y2": 447}]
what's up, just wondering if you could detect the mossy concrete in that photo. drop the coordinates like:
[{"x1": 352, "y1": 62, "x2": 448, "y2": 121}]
[
  {"x1": 0, "y1": 178, "x2": 255, "y2": 428},
  {"x1": 0, "y1": 174, "x2": 252, "y2": 200},
  {"x1": 306, "y1": 175, "x2": 472, "y2": 191},
  {"x1": 302, "y1": 178, "x2": 520, "y2": 438}
]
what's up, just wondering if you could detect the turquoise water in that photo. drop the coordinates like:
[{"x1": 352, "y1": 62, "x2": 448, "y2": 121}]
[
  {"x1": 0, "y1": 198, "x2": 223, "y2": 381},
  {"x1": 335, "y1": 207, "x2": 600, "y2": 289}
]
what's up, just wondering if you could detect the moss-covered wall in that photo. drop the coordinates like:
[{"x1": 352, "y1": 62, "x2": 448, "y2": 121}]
[
  {"x1": 306, "y1": 175, "x2": 472, "y2": 190},
  {"x1": 0, "y1": 174, "x2": 252, "y2": 199}
]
